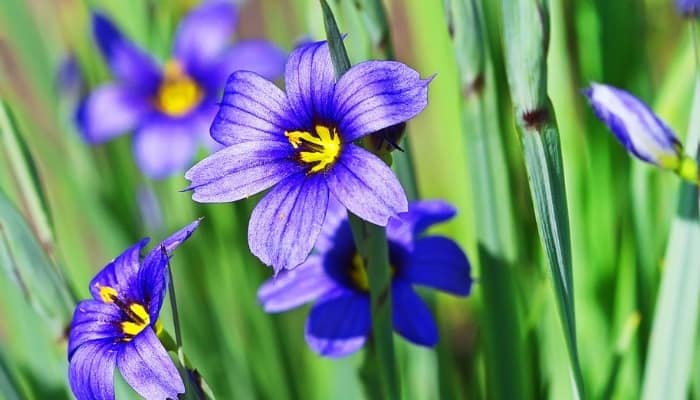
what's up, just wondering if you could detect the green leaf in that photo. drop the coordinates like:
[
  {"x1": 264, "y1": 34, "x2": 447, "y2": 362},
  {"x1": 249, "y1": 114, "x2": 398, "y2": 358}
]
[
  {"x1": 641, "y1": 73, "x2": 700, "y2": 400},
  {"x1": 0, "y1": 188, "x2": 74, "y2": 335},
  {"x1": 500, "y1": 0, "x2": 583, "y2": 397},
  {"x1": 0, "y1": 99, "x2": 55, "y2": 256}
]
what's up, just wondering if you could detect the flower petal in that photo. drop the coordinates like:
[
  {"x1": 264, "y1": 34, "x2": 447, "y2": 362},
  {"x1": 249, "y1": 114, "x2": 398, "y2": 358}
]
[
  {"x1": 392, "y1": 282, "x2": 438, "y2": 347},
  {"x1": 584, "y1": 83, "x2": 682, "y2": 167},
  {"x1": 257, "y1": 255, "x2": 336, "y2": 312},
  {"x1": 139, "y1": 220, "x2": 200, "y2": 318},
  {"x1": 333, "y1": 61, "x2": 431, "y2": 141},
  {"x1": 68, "y1": 340, "x2": 119, "y2": 400},
  {"x1": 326, "y1": 144, "x2": 407, "y2": 226},
  {"x1": 305, "y1": 291, "x2": 370, "y2": 357},
  {"x1": 386, "y1": 200, "x2": 456, "y2": 248},
  {"x1": 404, "y1": 236, "x2": 472, "y2": 296},
  {"x1": 284, "y1": 41, "x2": 336, "y2": 127},
  {"x1": 211, "y1": 39, "x2": 286, "y2": 85},
  {"x1": 211, "y1": 71, "x2": 299, "y2": 146},
  {"x1": 68, "y1": 301, "x2": 123, "y2": 358},
  {"x1": 314, "y1": 198, "x2": 349, "y2": 253},
  {"x1": 116, "y1": 329, "x2": 184, "y2": 399},
  {"x1": 89, "y1": 239, "x2": 149, "y2": 303},
  {"x1": 156, "y1": 219, "x2": 202, "y2": 256},
  {"x1": 135, "y1": 246, "x2": 169, "y2": 321},
  {"x1": 172, "y1": 1, "x2": 237, "y2": 79},
  {"x1": 76, "y1": 84, "x2": 150, "y2": 144},
  {"x1": 248, "y1": 172, "x2": 329, "y2": 272},
  {"x1": 91, "y1": 12, "x2": 160, "y2": 91},
  {"x1": 133, "y1": 116, "x2": 199, "y2": 179},
  {"x1": 676, "y1": 0, "x2": 700, "y2": 16},
  {"x1": 185, "y1": 140, "x2": 302, "y2": 202}
]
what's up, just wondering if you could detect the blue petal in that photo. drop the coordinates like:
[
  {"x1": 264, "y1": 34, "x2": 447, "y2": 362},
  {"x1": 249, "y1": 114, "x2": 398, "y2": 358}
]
[
  {"x1": 257, "y1": 255, "x2": 337, "y2": 312},
  {"x1": 404, "y1": 236, "x2": 472, "y2": 296},
  {"x1": 68, "y1": 339, "x2": 119, "y2": 400},
  {"x1": 392, "y1": 282, "x2": 438, "y2": 347},
  {"x1": 91, "y1": 12, "x2": 160, "y2": 92},
  {"x1": 211, "y1": 71, "x2": 300, "y2": 146},
  {"x1": 284, "y1": 41, "x2": 336, "y2": 128},
  {"x1": 116, "y1": 329, "x2": 184, "y2": 399},
  {"x1": 210, "y1": 39, "x2": 286, "y2": 87},
  {"x1": 133, "y1": 115, "x2": 199, "y2": 179},
  {"x1": 76, "y1": 84, "x2": 150, "y2": 144},
  {"x1": 155, "y1": 219, "x2": 202, "y2": 256},
  {"x1": 89, "y1": 239, "x2": 149, "y2": 303},
  {"x1": 326, "y1": 144, "x2": 407, "y2": 226},
  {"x1": 139, "y1": 220, "x2": 201, "y2": 319},
  {"x1": 305, "y1": 291, "x2": 370, "y2": 357},
  {"x1": 332, "y1": 61, "x2": 431, "y2": 142},
  {"x1": 584, "y1": 83, "x2": 682, "y2": 167},
  {"x1": 136, "y1": 247, "x2": 169, "y2": 322},
  {"x1": 185, "y1": 140, "x2": 302, "y2": 203},
  {"x1": 314, "y1": 198, "x2": 349, "y2": 253},
  {"x1": 172, "y1": 1, "x2": 237, "y2": 81},
  {"x1": 386, "y1": 199, "x2": 456, "y2": 248},
  {"x1": 68, "y1": 300, "x2": 123, "y2": 359},
  {"x1": 676, "y1": 0, "x2": 700, "y2": 15},
  {"x1": 248, "y1": 172, "x2": 329, "y2": 272}
]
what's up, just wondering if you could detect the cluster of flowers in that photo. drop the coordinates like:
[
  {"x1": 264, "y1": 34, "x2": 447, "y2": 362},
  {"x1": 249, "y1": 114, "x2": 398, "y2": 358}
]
[
  {"x1": 68, "y1": 2, "x2": 473, "y2": 399},
  {"x1": 68, "y1": 0, "x2": 700, "y2": 398}
]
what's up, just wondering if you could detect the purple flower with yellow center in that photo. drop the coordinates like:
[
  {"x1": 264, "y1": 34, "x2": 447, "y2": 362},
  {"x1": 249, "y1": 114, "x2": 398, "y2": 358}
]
[
  {"x1": 78, "y1": 1, "x2": 286, "y2": 179},
  {"x1": 677, "y1": 0, "x2": 700, "y2": 16},
  {"x1": 257, "y1": 200, "x2": 472, "y2": 357},
  {"x1": 185, "y1": 40, "x2": 432, "y2": 272},
  {"x1": 67, "y1": 220, "x2": 200, "y2": 400},
  {"x1": 584, "y1": 83, "x2": 698, "y2": 181}
]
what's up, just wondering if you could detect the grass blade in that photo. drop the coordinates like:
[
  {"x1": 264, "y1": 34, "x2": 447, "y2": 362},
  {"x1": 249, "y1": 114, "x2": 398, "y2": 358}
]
[
  {"x1": 445, "y1": 0, "x2": 529, "y2": 398},
  {"x1": 641, "y1": 50, "x2": 700, "y2": 399},
  {"x1": 499, "y1": 0, "x2": 583, "y2": 397}
]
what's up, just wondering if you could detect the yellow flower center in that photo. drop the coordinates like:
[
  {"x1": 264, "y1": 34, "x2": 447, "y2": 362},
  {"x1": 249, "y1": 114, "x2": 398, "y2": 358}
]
[
  {"x1": 350, "y1": 253, "x2": 369, "y2": 291},
  {"x1": 155, "y1": 60, "x2": 203, "y2": 117},
  {"x1": 96, "y1": 283, "x2": 151, "y2": 341},
  {"x1": 285, "y1": 125, "x2": 342, "y2": 173}
]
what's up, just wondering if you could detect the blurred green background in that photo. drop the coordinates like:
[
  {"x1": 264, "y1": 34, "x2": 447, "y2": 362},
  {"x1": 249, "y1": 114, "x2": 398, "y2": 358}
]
[{"x1": 0, "y1": 0, "x2": 698, "y2": 398}]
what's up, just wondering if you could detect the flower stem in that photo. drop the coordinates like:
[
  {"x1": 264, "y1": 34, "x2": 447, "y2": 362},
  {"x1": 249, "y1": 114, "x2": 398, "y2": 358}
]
[
  {"x1": 162, "y1": 248, "x2": 215, "y2": 400},
  {"x1": 320, "y1": 1, "x2": 400, "y2": 398}
]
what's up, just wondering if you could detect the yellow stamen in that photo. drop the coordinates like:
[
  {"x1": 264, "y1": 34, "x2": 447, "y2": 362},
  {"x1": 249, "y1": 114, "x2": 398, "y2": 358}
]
[
  {"x1": 350, "y1": 253, "x2": 369, "y2": 291},
  {"x1": 285, "y1": 125, "x2": 341, "y2": 173},
  {"x1": 96, "y1": 284, "x2": 118, "y2": 304},
  {"x1": 121, "y1": 303, "x2": 151, "y2": 339},
  {"x1": 155, "y1": 60, "x2": 203, "y2": 117}
]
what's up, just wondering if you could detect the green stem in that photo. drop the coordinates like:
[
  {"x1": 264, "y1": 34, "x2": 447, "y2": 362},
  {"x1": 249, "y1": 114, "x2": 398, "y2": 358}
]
[
  {"x1": 164, "y1": 247, "x2": 183, "y2": 348},
  {"x1": 162, "y1": 250, "x2": 214, "y2": 400},
  {"x1": 321, "y1": 1, "x2": 400, "y2": 398}
]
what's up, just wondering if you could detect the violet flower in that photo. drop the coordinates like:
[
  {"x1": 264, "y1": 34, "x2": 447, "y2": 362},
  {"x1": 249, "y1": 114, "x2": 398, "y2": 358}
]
[
  {"x1": 258, "y1": 200, "x2": 472, "y2": 357},
  {"x1": 185, "y1": 40, "x2": 432, "y2": 272},
  {"x1": 78, "y1": 2, "x2": 285, "y2": 178},
  {"x1": 67, "y1": 221, "x2": 199, "y2": 399},
  {"x1": 676, "y1": 0, "x2": 700, "y2": 16}
]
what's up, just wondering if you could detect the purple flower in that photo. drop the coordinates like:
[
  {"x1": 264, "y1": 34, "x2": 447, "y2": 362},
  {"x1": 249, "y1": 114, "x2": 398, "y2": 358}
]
[
  {"x1": 584, "y1": 83, "x2": 684, "y2": 169},
  {"x1": 67, "y1": 220, "x2": 200, "y2": 400},
  {"x1": 676, "y1": 0, "x2": 700, "y2": 16},
  {"x1": 257, "y1": 200, "x2": 472, "y2": 357},
  {"x1": 185, "y1": 40, "x2": 432, "y2": 272},
  {"x1": 77, "y1": 2, "x2": 286, "y2": 179}
]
